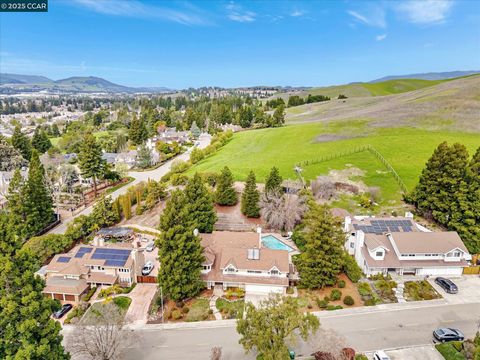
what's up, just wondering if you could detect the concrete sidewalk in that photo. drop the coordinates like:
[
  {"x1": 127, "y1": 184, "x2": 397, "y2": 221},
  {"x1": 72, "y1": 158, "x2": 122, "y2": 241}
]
[{"x1": 365, "y1": 344, "x2": 443, "y2": 360}]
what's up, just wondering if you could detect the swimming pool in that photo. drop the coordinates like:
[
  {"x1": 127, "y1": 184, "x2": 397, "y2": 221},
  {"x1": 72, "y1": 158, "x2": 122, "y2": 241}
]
[{"x1": 261, "y1": 235, "x2": 294, "y2": 252}]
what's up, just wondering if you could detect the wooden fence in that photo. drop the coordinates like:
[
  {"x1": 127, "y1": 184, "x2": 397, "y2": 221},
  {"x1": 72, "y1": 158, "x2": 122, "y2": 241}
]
[
  {"x1": 463, "y1": 266, "x2": 480, "y2": 275},
  {"x1": 295, "y1": 144, "x2": 408, "y2": 194},
  {"x1": 137, "y1": 275, "x2": 157, "y2": 284}
]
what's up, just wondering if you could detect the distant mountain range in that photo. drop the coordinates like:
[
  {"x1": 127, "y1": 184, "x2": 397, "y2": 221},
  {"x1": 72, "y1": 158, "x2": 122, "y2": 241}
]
[
  {"x1": 370, "y1": 70, "x2": 479, "y2": 83},
  {"x1": 0, "y1": 73, "x2": 172, "y2": 94}
]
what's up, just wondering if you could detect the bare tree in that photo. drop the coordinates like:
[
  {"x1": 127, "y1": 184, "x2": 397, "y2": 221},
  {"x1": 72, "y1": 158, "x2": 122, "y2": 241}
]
[
  {"x1": 210, "y1": 346, "x2": 222, "y2": 360},
  {"x1": 311, "y1": 176, "x2": 335, "y2": 200},
  {"x1": 67, "y1": 303, "x2": 136, "y2": 360},
  {"x1": 308, "y1": 328, "x2": 354, "y2": 360},
  {"x1": 260, "y1": 191, "x2": 307, "y2": 231}
]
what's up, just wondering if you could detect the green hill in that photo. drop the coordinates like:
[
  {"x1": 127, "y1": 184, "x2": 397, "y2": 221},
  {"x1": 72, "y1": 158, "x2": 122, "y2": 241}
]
[{"x1": 274, "y1": 78, "x2": 450, "y2": 100}]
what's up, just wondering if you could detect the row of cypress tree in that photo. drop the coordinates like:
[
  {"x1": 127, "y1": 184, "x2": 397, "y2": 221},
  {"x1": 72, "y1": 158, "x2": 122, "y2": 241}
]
[{"x1": 408, "y1": 142, "x2": 480, "y2": 254}]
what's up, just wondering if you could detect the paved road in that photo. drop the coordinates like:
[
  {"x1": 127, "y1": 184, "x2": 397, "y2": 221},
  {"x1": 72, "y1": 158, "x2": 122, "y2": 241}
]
[
  {"x1": 49, "y1": 134, "x2": 211, "y2": 234},
  {"x1": 119, "y1": 302, "x2": 479, "y2": 360}
]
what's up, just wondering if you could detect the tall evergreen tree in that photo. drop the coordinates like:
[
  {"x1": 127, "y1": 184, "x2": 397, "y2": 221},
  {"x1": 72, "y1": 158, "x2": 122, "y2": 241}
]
[
  {"x1": 241, "y1": 171, "x2": 260, "y2": 218},
  {"x1": 190, "y1": 121, "x2": 201, "y2": 139},
  {"x1": 135, "y1": 143, "x2": 152, "y2": 169},
  {"x1": 77, "y1": 133, "x2": 105, "y2": 197},
  {"x1": 294, "y1": 204, "x2": 345, "y2": 288},
  {"x1": 157, "y1": 190, "x2": 205, "y2": 301},
  {"x1": 31, "y1": 127, "x2": 52, "y2": 153},
  {"x1": 128, "y1": 114, "x2": 148, "y2": 145},
  {"x1": 410, "y1": 142, "x2": 469, "y2": 226},
  {"x1": 0, "y1": 214, "x2": 69, "y2": 359},
  {"x1": 265, "y1": 166, "x2": 283, "y2": 194},
  {"x1": 6, "y1": 169, "x2": 26, "y2": 238},
  {"x1": 271, "y1": 104, "x2": 285, "y2": 127},
  {"x1": 449, "y1": 147, "x2": 480, "y2": 253},
  {"x1": 91, "y1": 195, "x2": 120, "y2": 229},
  {"x1": 24, "y1": 149, "x2": 55, "y2": 238},
  {"x1": 215, "y1": 166, "x2": 238, "y2": 205},
  {"x1": 11, "y1": 125, "x2": 32, "y2": 160},
  {"x1": 184, "y1": 173, "x2": 217, "y2": 233}
]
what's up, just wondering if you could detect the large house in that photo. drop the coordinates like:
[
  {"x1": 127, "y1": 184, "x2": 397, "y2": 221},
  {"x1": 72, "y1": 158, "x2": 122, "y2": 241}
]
[
  {"x1": 42, "y1": 239, "x2": 145, "y2": 303},
  {"x1": 345, "y1": 215, "x2": 471, "y2": 276},
  {"x1": 200, "y1": 231, "x2": 291, "y2": 295}
]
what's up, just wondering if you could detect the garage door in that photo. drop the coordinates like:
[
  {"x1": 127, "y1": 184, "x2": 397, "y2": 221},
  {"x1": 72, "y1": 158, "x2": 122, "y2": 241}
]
[
  {"x1": 416, "y1": 267, "x2": 463, "y2": 276},
  {"x1": 64, "y1": 294, "x2": 75, "y2": 302},
  {"x1": 53, "y1": 293, "x2": 64, "y2": 300},
  {"x1": 245, "y1": 284, "x2": 285, "y2": 294}
]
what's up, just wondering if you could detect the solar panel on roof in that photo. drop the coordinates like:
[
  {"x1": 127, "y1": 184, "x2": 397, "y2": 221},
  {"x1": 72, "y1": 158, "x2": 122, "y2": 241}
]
[
  {"x1": 58, "y1": 256, "x2": 71, "y2": 263},
  {"x1": 105, "y1": 259, "x2": 128, "y2": 267}
]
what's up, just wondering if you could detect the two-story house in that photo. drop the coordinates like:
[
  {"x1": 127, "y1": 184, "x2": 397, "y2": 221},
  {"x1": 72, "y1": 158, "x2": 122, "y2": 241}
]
[
  {"x1": 42, "y1": 242, "x2": 145, "y2": 303},
  {"x1": 344, "y1": 215, "x2": 471, "y2": 276},
  {"x1": 200, "y1": 231, "x2": 290, "y2": 295}
]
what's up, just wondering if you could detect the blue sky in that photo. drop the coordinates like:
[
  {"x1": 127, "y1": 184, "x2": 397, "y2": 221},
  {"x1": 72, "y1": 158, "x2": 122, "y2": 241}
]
[{"x1": 1, "y1": 0, "x2": 479, "y2": 88}]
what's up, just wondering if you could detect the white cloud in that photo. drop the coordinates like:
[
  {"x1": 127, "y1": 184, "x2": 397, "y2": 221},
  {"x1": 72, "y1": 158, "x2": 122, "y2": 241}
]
[
  {"x1": 395, "y1": 0, "x2": 454, "y2": 24},
  {"x1": 347, "y1": 7, "x2": 386, "y2": 28},
  {"x1": 226, "y1": 2, "x2": 256, "y2": 22},
  {"x1": 376, "y1": 33, "x2": 387, "y2": 41},
  {"x1": 72, "y1": 0, "x2": 210, "y2": 26},
  {"x1": 290, "y1": 10, "x2": 305, "y2": 17}
]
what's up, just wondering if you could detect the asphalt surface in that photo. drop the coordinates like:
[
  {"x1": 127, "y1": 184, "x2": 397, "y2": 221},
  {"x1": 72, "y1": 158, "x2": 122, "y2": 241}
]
[{"x1": 118, "y1": 302, "x2": 479, "y2": 360}]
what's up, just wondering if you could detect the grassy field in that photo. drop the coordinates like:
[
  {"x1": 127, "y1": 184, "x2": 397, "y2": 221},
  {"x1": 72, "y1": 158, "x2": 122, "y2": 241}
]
[
  {"x1": 50, "y1": 130, "x2": 109, "y2": 148},
  {"x1": 188, "y1": 120, "x2": 479, "y2": 209},
  {"x1": 274, "y1": 78, "x2": 449, "y2": 100}
]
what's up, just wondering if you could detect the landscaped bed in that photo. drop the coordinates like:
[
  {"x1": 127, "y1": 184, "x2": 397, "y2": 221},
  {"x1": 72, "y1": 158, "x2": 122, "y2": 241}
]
[
  {"x1": 81, "y1": 296, "x2": 131, "y2": 324},
  {"x1": 404, "y1": 280, "x2": 441, "y2": 301},
  {"x1": 160, "y1": 289, "x2": 215, "y2": 323},
  {"x1": 435, "y1": 341, "x2": 466, "y2": 360},
  {"x1": 296, "y1": 273, "x2": 363, "y2": 312},
  {"x1": 216, "y1": 298, "x2": 245, "y2": 319}
]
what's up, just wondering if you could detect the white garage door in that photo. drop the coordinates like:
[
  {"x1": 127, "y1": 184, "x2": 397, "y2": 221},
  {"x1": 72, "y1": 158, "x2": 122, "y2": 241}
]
[
  {"x1": 245, "y1": 284, "x2": 285, "y2": 294},
  {"x1": 416, "y1": 267, "x2": 463, "y2": 276}
]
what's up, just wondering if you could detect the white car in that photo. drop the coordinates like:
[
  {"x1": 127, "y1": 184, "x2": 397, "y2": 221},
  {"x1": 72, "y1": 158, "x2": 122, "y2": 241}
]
[
  {"x1": 145, "y1": 242, "x2": 155, "y2": 252},
  {"x1": 142, "y1": 261, "x2": 154, "y2": 276},
  {"x1": 373, "y1": 350, "x2": 391, "y2": 360}
]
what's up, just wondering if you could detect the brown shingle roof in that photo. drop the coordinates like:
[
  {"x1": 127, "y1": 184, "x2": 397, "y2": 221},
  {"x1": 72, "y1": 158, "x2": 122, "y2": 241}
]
[
  {"x1": 391, "y1": 232, "x2": 468, "y2": 254},
  {"x1": 43, "y1": 277, "x2": 89, "y2": 296},
  {"x1": 87, "y1": 273, "x2": 118, "y2": 285},
  {"x1": 220, "y1": 247, "x2": 289, "y2": 272}
]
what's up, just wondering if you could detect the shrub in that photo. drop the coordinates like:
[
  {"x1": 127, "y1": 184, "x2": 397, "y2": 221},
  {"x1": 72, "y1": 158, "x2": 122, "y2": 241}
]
[
  {"x1": 171, "y1": 309, "x2": 182, "y2": 320},
  {"x1": 307, "y1": 303, "x2": 313, "y2": 309},
  {"x1": 326, "y1": 305, "x2": 343, "y2": 311},
  {"x1": 323, "y1": 296, "x2": 330, "y2": 302},
  {"x1": 112, "y1": 296, "x2": 131, "y2": 310},
  {"x1": 317, "y1": 299, "x2": 328, "y2": 309},
  {"x1": 181, "y1": 306, "x2": 190, "y2": 314},
  {"x1": 343, "y1": 254, "x2": 363, "y2": 283},
  {"x1": 343, "y1": 295, "x2": 354, "y2": 306},
  {"x1": 171, "y1": 173, "x2": 189, "y2": 186},
  {"x1": 83, "y1": 287, "x2": 97, "y2": 302},
  {"x1": 338, "y1": 280, "x2": 346, "y2": 288},
  {"x1": 286, "y1": 287, "x2": 294, "y2": 295},
  {"x1": 357, "y1": 282, "x2": 372, "y2": 297},
  {"x1": 175, "y1": 300, "x2": 185, "y2": 308},
  {"x1": 355, "y1": 355, "x2": 368, "y2": 360},
  {"x1": 330, "y1": 289, "x2": 342, "y2": 301}
]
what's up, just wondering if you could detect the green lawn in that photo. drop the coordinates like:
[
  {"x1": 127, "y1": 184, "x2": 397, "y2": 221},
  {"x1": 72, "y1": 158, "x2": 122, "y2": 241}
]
[
  {"x1": 215, "y1": 298, "x2": 244, "y2": 319},
  {"x1": 435, "y1": 342, "x2": 466, "y2": 360},
  {"x1": 188, "y1": 120, "x2": 479, "y2": 207}
]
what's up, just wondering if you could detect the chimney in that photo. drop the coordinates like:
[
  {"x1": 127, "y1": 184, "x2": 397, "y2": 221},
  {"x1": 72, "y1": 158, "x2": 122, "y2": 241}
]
[
  {"x1": 404, "y1": 211, "x2": 414, "y2": 219},
  {"x1": 93, "y1": 236, "x2": 99, "y2": 247},
  {"x1": 256, "y1": 227, "x2": 262, "y2": 249},
  {"x1": 344, "y1": 216, "x2": 352, "y2": 232},
  {"x1": 354, "y1": 230, "x2": 365, "y2": 266}
]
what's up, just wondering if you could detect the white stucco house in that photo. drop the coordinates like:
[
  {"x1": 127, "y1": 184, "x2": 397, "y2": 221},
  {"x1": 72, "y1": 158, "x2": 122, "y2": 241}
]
[{"x1": 344, "y1": 214, "x2": 471, "y2": 276}]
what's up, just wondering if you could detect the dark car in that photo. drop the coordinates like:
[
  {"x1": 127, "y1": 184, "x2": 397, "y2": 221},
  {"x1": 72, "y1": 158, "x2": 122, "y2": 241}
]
[
  {"x1": 53, "y1": 304, "x2": 73, "y2": 319},
  {"x1": 433, "y1": 328, "x2": 464, "y2": 343},
  {"x1": 435, "y1": 277, "x2": 458, "y2": 294}
]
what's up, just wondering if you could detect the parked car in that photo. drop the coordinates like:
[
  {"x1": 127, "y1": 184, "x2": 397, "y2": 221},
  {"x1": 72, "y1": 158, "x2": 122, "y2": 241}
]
[
  {"x1": 373, "y1": 350, "x2": 391, "y2": 360},
  {"x1": 53, "y1": 304, "x2": 73, "y2": 319},
  {"x1": 435, "y1": 277, "x2": 458, "y2": 294},
  {"x1": 433, "y1": 328, "x2": 464, "y2": 342},
  {"x1": 142, "y1": 261, "x2": 154, "y2": 275},
  {"x1": 145, "y1": 242, "x2": 155, "y2": 252}
]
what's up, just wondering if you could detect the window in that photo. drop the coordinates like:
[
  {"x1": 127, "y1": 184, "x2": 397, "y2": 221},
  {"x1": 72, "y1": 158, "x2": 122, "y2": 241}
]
[
  {"x1": 375, "y1": 251, "x2": 383, "y2": 257},
  {"x1": 247, "y1": 270, "x2": 262, "y2": 274},
  {"x1": 350, "y1": 242, "x2": 355, "y2": 248},
  {"x1": 270, "y1": 269, "x2": 279, "y2": 275},
  {"x1": 225, "y1": 267, "x2": 236, "y2": 273}
]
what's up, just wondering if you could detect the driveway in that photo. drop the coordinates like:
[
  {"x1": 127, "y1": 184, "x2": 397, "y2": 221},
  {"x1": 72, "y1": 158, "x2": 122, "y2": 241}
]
[
  {"x1": 429, "y1": 275, "x2": 480, "y2": 304},
  {"x1": 366, "y1": 345, "x2": 443, "y2": 360},
  {"x1": 126, "y1": 283, "x2": 157, "y2": 325}
]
